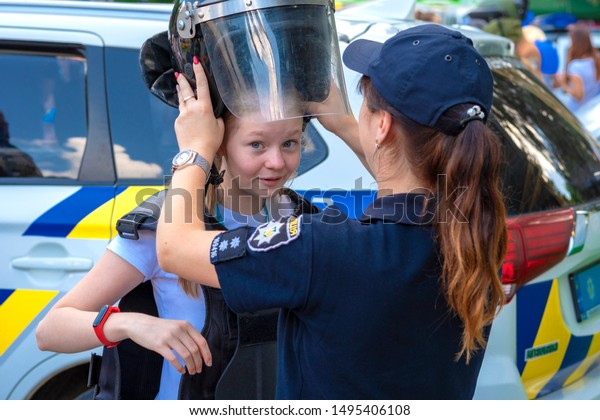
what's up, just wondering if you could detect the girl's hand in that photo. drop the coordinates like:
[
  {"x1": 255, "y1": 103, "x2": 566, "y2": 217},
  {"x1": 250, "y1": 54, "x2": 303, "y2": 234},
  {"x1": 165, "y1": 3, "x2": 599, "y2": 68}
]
[
  {"x1": 127, "y1": 313, "x2": 212, "y2": 375},
  {"x1": 174, "y1": 57, "x2": 224, "y2": 157}
]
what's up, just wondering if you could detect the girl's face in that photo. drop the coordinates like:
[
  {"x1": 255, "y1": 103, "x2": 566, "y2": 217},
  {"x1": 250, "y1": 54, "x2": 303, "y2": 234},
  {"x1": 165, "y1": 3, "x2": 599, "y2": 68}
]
[{"x1": 221, "y1": 117, "x2": 303, "y2": 199}]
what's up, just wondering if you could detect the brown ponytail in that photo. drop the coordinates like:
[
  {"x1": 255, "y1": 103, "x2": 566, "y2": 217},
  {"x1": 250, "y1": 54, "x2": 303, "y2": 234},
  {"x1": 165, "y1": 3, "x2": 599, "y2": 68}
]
[
  {"x1": 360, "y1": 77, "x2": 507, "y2": 362},
  {"x1": 424, "y1": 110, "x2": 507, "y2": 362}
]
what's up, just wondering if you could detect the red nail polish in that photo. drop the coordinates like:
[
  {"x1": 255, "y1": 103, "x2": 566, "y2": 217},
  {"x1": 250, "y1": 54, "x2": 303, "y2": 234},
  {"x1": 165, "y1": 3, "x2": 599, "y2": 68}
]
[
  {"x1": 193, "y1": 56, "x2": 199, "y2": 65},
  {"x1": 174, "y1": 72, "x2": 179, "y2": 79}
]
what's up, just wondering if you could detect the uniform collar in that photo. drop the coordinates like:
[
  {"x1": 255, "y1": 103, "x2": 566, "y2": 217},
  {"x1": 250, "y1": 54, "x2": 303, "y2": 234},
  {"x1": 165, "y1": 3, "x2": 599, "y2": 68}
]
[{"x1": 359, "y1": 193, "x2": 436, "y2": 225}]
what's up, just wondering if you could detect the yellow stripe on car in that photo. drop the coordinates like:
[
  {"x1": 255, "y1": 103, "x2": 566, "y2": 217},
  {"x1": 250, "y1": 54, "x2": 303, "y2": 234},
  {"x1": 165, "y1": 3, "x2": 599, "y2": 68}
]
[
  {"x1": 0, "y1": 289, "x2": 58, "y2": 356},
  {"x1": 518, "y1": 279, "x2": 600, "y2": 398},
  {"x1": 67, "y1": 186, "x2": 164, "y2": 240},
  {"x1": 521, "y1": 280, "x2": 571, "y2": 398}
]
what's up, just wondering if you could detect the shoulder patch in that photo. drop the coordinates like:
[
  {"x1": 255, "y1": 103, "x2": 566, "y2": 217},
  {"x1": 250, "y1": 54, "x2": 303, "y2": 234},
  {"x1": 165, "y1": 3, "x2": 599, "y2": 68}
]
[
  {"x1": 248, "y1": 215, "x2": 302, "y2": 253},
  {"x1": 210, "y1": 228, "x2": 248, "y2": 264}
]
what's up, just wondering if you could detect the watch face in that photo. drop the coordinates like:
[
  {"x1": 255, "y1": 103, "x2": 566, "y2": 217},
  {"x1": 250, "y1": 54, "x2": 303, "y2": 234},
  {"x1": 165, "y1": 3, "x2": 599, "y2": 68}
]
[
  {"x1": 173, "y1": 150, "x2": 191, "y2": 166},
  {"x1": 93, "y1": 305, "x2": 109, "y2": 328}
]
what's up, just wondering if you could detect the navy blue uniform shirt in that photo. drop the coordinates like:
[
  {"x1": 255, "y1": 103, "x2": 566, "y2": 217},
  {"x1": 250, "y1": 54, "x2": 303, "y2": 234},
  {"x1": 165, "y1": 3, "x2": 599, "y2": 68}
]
[{"x1": 211, "y1": 193, "x2": 487, "y2": 399}]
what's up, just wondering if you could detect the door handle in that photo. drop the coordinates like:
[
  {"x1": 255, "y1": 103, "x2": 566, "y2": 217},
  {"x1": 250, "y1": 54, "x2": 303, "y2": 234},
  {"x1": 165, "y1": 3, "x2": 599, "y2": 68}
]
[{"x1": 11, "y1": 257, "x2": 93, "y2": 272}]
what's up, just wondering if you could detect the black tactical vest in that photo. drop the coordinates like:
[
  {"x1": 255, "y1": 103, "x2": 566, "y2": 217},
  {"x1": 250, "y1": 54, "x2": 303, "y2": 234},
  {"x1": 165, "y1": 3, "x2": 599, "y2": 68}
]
[{"x1": 89, "y1": 189, "x2": 318, "y2": 399}]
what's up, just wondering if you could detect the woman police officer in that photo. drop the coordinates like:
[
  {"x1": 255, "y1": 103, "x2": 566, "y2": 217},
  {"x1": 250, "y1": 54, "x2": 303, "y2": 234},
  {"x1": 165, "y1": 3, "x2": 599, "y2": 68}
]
[{"x1": 157, "y1": 23, "x2": 507, "y2": 399}]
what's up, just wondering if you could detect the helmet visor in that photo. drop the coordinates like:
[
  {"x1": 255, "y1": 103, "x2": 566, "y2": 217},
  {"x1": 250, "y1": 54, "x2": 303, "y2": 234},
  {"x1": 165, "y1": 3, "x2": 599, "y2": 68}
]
[{"x1": 194, "y1": 3, "x2": 350, "y2": 122}]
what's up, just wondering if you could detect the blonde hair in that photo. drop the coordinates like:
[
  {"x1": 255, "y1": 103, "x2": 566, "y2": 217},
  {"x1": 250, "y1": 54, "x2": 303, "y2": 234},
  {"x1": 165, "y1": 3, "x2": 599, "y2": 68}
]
[{"x1": 522, "y1": 25, "x2": 546, "y2": 43}]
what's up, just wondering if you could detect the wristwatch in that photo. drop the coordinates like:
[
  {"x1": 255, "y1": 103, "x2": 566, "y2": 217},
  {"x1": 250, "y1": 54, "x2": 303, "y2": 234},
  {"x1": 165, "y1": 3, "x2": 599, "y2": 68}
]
[
  {"x1": 93, "y1": 305, "x2": 121, "y2": 348},
  {"x1": 171, "y1": 149, "x2": 210, "y2": 177}
]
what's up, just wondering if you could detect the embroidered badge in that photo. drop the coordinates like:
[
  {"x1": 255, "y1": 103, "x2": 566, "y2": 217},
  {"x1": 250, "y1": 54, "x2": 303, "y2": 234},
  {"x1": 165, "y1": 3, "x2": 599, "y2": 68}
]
[
  {"x1": 210, "y1": 228, "x2": 248, "y2": 264},
  {"x1": 248, "y1": 215, "x2": 303, "y2": 252}
]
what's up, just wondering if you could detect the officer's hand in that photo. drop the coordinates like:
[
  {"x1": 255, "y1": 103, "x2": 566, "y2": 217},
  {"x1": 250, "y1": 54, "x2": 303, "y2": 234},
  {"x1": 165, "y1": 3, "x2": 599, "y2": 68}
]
[
  {"x1": 307, "y1": 82, "x2": 367, "y2": 171},
  {"x1": 174, "y1": 57, "x2": 224, "y2": 158},
  {"x1": 127, "y1": 313, "x2": 212, "y2": 375}
]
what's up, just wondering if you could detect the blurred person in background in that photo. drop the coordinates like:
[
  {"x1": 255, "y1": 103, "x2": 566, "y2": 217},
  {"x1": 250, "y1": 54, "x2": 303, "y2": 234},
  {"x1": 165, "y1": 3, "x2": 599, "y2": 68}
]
[
  {"x1": 415, "y1": 7, "x2": 442, "y2": 24},
  {"x1": 521, "y1": 24, "x2": 559, "y2": 86},
  {"x1": 553, "y1": 24, "x2": 600, "y2": 112},
  {"x1": 476, "y1": 0, "x2": 544, "y2": 79}
]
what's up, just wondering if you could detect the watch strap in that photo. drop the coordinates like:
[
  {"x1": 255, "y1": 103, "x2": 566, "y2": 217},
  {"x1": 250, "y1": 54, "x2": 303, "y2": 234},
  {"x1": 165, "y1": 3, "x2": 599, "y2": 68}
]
[
  {"x1": 172, "y1": 150, "x2": 210, "y2": 177},
  {"x1": 93, "y1": 306, "x2": 121, "y2": 348},
  {"x1": 189, "y1": 153, "x2": 210, "y2": 177}
]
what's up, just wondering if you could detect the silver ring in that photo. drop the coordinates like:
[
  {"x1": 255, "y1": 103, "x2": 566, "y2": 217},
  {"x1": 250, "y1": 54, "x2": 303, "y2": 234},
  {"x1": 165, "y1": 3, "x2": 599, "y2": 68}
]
[{"x1": 182, "y1": 95, "x2": 194, "y2": 104}]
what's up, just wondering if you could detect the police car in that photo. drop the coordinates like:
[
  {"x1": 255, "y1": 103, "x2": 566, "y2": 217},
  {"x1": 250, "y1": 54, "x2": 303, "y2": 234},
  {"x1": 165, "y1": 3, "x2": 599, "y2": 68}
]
[{"x1": 2, "y1": 0, "x2": 600, "y2": 400}]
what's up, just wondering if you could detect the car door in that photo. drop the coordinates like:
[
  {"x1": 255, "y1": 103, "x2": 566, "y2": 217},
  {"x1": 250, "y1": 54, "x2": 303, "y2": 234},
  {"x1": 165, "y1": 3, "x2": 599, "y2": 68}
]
[{"x1": 0, "y1": 28, "x2": 117, "y2": 399}]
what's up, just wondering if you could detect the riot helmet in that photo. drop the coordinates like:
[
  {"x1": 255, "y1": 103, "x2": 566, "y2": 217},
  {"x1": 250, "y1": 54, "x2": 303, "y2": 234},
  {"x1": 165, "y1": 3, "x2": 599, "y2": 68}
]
[
  {"x1": 168, "y1": 0, "x2": 350, "y2": 122},
  {"x1": 140, "y1": 31, "x2": 182, "y2": 110}
]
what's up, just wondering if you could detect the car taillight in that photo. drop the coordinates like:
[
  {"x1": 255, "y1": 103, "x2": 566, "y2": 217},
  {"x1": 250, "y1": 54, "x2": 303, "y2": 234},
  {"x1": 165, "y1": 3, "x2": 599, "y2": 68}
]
[{"x1": 502, "y1": 208, "x2": 575, "y2": 301}]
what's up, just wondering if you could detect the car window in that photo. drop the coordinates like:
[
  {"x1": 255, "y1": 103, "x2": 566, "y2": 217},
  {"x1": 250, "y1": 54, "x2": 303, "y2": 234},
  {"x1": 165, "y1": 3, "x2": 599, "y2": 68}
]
[
  {"x1": 0, "y1": 50, "x2": 86, "y2": 179},
  {"x1": 489, "y1": 59, "x2": 600, "y2": 215},
  {"x1": 298, "y1": 122, "x2": 328, "y2": 175},
  {"x1": 105, "y1": 47, "x2": 179, "y2": 182},
  {"x1": 104, "y1": 47, "x2": 328, "y2": 183}
]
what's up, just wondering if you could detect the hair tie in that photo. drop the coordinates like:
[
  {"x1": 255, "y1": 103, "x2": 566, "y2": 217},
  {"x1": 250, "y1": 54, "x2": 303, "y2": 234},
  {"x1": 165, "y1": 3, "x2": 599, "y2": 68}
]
[
  {"x1": 459, "y1": 105, "x2": 486, "y2": 128},
  {"x1": 206, "y1": 165, "x2": 225, "y2": 186}
]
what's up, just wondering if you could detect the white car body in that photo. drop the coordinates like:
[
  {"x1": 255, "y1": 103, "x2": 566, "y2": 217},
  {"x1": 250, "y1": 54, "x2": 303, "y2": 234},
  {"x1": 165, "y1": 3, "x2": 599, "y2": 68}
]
[{"x1": 2, "y1": 0, "x2": 600, "y2": 400}]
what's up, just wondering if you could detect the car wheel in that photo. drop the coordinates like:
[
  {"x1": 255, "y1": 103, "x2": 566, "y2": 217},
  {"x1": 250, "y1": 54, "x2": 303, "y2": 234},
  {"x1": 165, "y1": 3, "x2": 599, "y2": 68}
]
[{"x1": 30, "y1": 363, "x2": 93, "y2": 400}]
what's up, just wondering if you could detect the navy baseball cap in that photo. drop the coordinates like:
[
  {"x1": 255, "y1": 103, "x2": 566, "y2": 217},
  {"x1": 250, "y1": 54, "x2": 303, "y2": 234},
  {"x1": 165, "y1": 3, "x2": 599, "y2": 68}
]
[{"x1": 343, "y1": 24, "x2": 494, "y2": 129}]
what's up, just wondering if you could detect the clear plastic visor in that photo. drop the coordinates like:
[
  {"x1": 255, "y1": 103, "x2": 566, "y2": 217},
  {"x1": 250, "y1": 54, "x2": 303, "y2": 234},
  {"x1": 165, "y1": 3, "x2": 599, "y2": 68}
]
[{"x1": 200, "y1": 5, "x2": 350, "y2": 122}]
